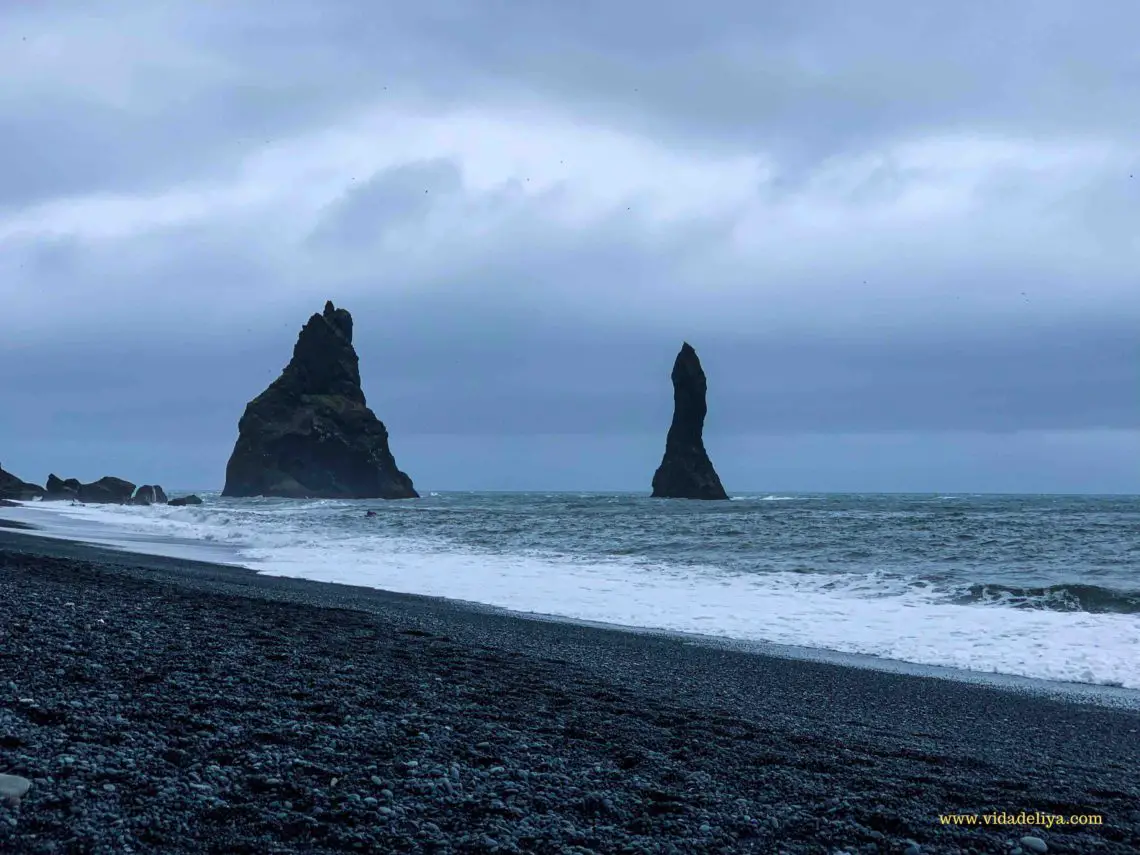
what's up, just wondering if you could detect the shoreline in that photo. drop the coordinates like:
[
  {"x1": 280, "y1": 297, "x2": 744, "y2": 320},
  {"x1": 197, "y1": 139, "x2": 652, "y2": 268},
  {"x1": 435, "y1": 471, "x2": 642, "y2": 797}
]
[
  {"x1": 2, "y1": 509, "x2": 1139, "y2": 709},
  {"x1": 1, "y1": 528, "x2": 1139, "y2": 853}
]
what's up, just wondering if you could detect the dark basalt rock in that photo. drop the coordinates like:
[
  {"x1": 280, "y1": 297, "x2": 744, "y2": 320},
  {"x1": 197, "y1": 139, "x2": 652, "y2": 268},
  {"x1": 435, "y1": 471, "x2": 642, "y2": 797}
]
[
  {"x1": 45, "y1": 475, "x2": 137, "y2": 504},
  {"x1": 44, "y1": 474, "x2": 81, "y2": 501},
  {"x1": 0, "y1": 464, "x2": 44, "y2": 501},
  {"x1": 78, "y1": 476, "x2": 136, "y2": 505},
  {"x1": 222, "y1": 301, "x2": 418, "y2": 499},
  {"x1": 651, "y1": 342, "x2": 728, "y2": 500},
  {"x1": 130, "y1": 485, "x2": 169, "y2": 506},
  {"x1": 168, "y1": 495, "x2": 202, "y2": 507}
]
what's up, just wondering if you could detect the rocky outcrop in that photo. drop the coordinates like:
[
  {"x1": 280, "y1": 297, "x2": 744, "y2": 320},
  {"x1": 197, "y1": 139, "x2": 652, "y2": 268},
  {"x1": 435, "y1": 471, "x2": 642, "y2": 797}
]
[
  {"x1": 130, "y1": 485, "x2": 168, "y2": 506},
  {"x1": 168, "y1": 494, "x2": 202, "y2": 507},
  {"x1": 78, "y1": 476, "x2": 136, "y2": 504},
  {"x1": 651, "y1": 342, "x2": 728, "y2": 500},
  {"x1": 222, "y1": 301, "x2": 418, "y2": 499},
  {"x1": 44, "y1": 474, "x2": 81, "y2": 501},
  {"x1": 44, "y1": 474, "x2": 138, "y2": 504},
  {"x1": 0, "y1": 464, "x2": 44, "y2": 501}
]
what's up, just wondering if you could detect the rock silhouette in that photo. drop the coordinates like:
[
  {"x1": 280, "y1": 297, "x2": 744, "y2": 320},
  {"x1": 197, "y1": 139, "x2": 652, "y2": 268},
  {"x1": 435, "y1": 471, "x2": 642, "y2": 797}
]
[
  {"x1": 651, "y1": 342, "x2": 728, "y2": 500},
  {"x1": 130, "y1": 485, "x2": 169, "y2": 505},
  {"x1": 222, "y1": 301, "x2": 417, "y2": 499},
  {"x1": 44, "y1": 474, "x2": 81, "y2": 501},
  {"x1": 168, "y1": 495, "x2": 203, "y2": 507},
  {"x1": 44, "y1": 474, "x2": 137, "y2": 504},
  {"x1": 0, "y1": 464, "x2": 44, "y2": 501},
  {"x1": 78, "y1": 477, "x2": 136, "y2": 504}
]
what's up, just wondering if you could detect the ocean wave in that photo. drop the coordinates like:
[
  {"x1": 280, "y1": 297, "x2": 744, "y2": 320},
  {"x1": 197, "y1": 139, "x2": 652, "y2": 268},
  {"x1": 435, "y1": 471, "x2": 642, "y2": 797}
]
[
  {"x1": 950, "y1": 582, "x2": 1140, "y2": 614},
  {"x1": 4, "y1": 494, "x2": 1139, "y2": 689},
  {"x1": 730, "y1": 495, "x2": 805, "y2": 502}
]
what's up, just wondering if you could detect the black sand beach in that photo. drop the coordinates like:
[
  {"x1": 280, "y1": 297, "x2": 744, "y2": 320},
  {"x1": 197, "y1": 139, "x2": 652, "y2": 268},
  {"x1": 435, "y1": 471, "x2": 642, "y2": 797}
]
[{"x1": 1, "y1": 529, "x2": 1138, "y2": 855}]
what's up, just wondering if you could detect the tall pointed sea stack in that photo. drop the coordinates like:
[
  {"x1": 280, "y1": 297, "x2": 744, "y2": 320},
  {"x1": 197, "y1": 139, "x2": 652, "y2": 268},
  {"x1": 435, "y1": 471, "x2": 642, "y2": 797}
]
[
  {"x1": 651, "y1": 342, "x2": 728, "y2": 500},
  {"x1": 222, "y1": 301, "x2": 418, "y2": 499}
]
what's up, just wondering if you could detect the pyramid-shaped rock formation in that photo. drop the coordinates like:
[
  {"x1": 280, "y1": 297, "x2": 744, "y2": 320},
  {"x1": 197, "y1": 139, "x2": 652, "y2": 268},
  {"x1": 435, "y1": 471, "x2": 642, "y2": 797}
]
[
  {"x1": 222, "y1": 301, "x2": 417, "y2": 499},
  {"x1": 651, "y1": 342, "x2": 728, "y2": 500}
]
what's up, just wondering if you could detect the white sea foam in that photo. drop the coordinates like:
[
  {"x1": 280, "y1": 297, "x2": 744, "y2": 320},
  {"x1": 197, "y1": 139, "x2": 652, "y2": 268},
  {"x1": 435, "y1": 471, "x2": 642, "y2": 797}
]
[
  {"x1": 5, "y1": 498, "x2": 1139, "y2": 690},
  {"x1": 730, "y1": 495, "x2": 804, "y2": 502}
]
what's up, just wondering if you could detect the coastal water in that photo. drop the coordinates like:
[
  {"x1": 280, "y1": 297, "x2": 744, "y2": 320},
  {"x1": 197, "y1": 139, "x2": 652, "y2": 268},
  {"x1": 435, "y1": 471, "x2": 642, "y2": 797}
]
[{"x1": 5, "y1": 492, "x2": 1140, "y2": 689}]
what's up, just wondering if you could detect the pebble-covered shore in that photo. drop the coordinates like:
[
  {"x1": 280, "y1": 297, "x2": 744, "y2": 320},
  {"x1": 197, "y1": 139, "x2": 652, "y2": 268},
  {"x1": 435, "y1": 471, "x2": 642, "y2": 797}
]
[{"x1": 1, "y1": 530, "x2": 1138, "y2": 854}]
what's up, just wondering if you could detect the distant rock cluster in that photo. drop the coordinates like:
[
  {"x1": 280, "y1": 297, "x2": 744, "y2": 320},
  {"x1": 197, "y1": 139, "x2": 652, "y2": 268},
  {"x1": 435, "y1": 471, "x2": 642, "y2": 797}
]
[
  {"x1": 45, "y1": 475, "x2": 135, "y2": 504},
  {"x1": 0, "y1": 464, "x2": 198, "y2": 508}
]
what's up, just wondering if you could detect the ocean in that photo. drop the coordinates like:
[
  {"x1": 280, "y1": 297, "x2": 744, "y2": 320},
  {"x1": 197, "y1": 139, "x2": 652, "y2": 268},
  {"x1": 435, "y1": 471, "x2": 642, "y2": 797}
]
[{"x1": 5, "y1": 491, "x2": 1139, "y2": 690}]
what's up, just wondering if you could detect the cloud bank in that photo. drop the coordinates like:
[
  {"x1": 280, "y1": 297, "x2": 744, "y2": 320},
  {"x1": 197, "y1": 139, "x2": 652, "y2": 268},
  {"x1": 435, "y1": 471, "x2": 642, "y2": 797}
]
[{"x1": 2, "y1": 1, "x2": 1137, "y2": 491}]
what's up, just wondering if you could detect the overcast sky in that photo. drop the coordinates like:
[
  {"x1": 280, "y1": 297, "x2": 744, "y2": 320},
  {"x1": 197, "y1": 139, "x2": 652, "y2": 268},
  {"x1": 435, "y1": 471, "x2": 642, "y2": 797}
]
[{"x1": 2, "y1": 0, "x2": 1137, "y2": 493}]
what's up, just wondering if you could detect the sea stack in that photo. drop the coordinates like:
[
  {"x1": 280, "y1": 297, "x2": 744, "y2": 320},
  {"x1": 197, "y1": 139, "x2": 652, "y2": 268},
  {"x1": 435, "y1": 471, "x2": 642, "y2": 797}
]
[
  {"x1": 651, "y1": 342, "x2": 728, "y2": 500},
  {"x1": 221, "y1": 301, "x2": 418, "y2": 499}
]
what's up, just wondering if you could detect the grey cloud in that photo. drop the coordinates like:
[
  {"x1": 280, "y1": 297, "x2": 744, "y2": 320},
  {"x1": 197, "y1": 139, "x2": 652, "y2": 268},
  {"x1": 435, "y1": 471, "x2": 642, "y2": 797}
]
[
  {"x1": 4, "y1": 296, "x2": 1134, "y2": 443},
  {"x1": 0, "y1": 83, "x2": 320, "y2": 212},
  {"x1": 310, "y1": 159, "x2": 464, "y2": 247},
  {"x1": 9, "y1": 0, "x2": 1140, "y2": 209},
  {"x1": 3, "y1": 168, "x2": 1135, "y2": 437},
  {"x1": 1, "y1": 0, "x2": 1137, "y2": 493},
  {"x1": 290, "y1": 1, "x2": 1140, "y2": 163},
  {"x1": 22, "y1": 236, "x2": 84, "y2": 277}
]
